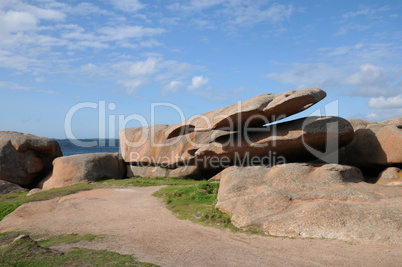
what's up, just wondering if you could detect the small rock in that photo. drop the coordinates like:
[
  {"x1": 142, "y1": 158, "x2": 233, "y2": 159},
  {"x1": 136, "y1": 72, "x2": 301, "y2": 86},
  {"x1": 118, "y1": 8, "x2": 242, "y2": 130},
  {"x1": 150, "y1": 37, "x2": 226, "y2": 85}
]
[
  {"x1": 27, "y1": 188, "x2": 42, "y2": 196},
  {"x1": 0, "y1": 180, "x2": 27, "y2": 195},
  {"x1": 377, "y1": 167, "x2": 402, "y2": 186}
]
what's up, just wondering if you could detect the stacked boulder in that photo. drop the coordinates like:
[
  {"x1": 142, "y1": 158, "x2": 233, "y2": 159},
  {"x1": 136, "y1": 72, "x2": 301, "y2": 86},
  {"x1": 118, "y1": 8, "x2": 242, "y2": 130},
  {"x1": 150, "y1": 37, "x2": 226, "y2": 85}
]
[
  {"x1": 0, "y1": 131, "x2": 62, "y2": 190},
  {"x1": 120, "y1": 88, "x2": 355, "y2": 177}
]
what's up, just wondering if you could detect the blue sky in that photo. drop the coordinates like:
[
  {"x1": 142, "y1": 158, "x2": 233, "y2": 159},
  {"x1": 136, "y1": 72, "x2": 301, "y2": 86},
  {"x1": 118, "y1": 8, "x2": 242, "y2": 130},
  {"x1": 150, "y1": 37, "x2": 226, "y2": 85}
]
[{"x1": 0, "y1": 0, "x2": 401, "y2": 139}]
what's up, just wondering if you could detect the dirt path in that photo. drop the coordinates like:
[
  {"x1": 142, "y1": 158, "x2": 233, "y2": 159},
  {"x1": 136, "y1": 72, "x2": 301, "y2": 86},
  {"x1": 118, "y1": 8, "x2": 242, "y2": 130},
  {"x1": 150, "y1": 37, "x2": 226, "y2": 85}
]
[{"x1": 0, "y1": 187, "x2": 401, "y2": 266}]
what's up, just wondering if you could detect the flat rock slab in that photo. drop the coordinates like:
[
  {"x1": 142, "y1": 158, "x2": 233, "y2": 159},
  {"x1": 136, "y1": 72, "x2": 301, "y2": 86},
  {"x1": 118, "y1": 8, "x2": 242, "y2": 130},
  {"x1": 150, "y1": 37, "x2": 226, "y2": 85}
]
[
  {"x1": 0, "y1": 187, "x2": 401, "y2": 266},
  {"x1": 166, "y1": 88, "x2": 326, "y2": 138},
  {"x1": 215, "y1": 163, "x2": 402, "y2": 244}
]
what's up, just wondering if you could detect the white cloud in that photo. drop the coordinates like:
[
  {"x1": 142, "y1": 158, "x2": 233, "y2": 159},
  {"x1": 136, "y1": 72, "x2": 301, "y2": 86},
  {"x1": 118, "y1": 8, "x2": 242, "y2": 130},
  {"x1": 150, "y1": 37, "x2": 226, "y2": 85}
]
[
  {"x1": 366, "y1": 108, "x2": 402, "y2": 121},
  {"x1": 112, "y1": 57, "x2": 199, "y2": 95},
  {"x1": 169, "y1": 1, "x2": 295, "y2": 28},
  {"x1": 229, "y1": 3, "x2": 294, "y2": 25},
  {"x1": 334, "y1": 23, "x2": 370, "y2": 36},
  {"x1": 0, "y1": 80, "x2": 59, "y2": 95},
  {"x1": 0, "y1": 49, "x2": 38, "y2": 71},
  {"x1": 162, "y1": 80, "x2": 184, "y2": 95},
  {"x1": 344, "y1": 64, "x2": 385, "y2": 85},
  {"x1": 0, "y1": 11, "x2": 38, "y2": 32},
  {"x1": 119, "y1": 78, "x2": 148, "y2": 95},
  {"x1": 0, "y1": 81, "x2": 31, "y2": 91},
  {"x1": 97, "y1": 26, "x2": 165, "y2": 41},
  {"x1": 128, "y1": 57, "x2": 159, "y2": 76},
  {"x1": 110, "y1": 0, "x2": 145, "y2": 13},
  {"x1": 69, "y1": 3, "x2": 111, "y2": 16},
  {"x1": 267, "y1": 63, "x2": 344, "y2": 89},
  {"x1": 368, "y1": 95, "x2": 402, "y2": 109},
  {"x1": 187, "y1": 75, "x2": 209, "y2": 91},
  {"x1": 342, "y1": 6, "x2": 390, "y2": 20}
]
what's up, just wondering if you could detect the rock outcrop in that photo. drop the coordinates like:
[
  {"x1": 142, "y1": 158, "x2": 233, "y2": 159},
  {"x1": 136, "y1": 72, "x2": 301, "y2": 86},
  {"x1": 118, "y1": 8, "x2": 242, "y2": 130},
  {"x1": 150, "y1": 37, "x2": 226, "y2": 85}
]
[
  {"x1": 344, "y1": 117, "x2": 402, "y2": 166},
  {"x1": 215, "y1": 164, "x2": 402, "y2": 243},
  {"x1": 165, "y1": 88, "x2": 326, "y2": 139},
  {"x1": 195, "y1": 116, "x2": 354, "y2": 167},
  {"x1": 120, "y1": 116, "x2": 353, "y2": 175},
  {"x1": 119, "y1": 88, "x2": 356, "y2": 178},
  {"x1": 0, "y1": 131, "x2": 62, "y2": 187},
  {"x1": 0, "y1": 180, "x2": 28, "y2": 195},
  {"x1": 41, "y1": 153, "x2": 126, "y2": 190}
]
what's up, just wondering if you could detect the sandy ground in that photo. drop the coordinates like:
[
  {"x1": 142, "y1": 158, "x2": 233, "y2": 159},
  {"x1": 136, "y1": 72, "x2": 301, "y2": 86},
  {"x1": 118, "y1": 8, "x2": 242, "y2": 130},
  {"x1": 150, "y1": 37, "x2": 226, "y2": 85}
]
[{"x1": 0, "y1": 187, "x2": 401, "y2": 266}]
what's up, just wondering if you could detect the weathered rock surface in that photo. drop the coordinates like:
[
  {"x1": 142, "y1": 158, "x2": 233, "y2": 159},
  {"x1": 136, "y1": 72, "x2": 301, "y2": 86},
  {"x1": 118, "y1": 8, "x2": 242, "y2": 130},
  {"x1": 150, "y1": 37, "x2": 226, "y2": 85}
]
[
  {"x1": 166, "y1": 88, "x2": 326, "y2": 138},
  {"x1": 120, "y1": 116, "x2": 354, "y2": 170},
  {"x1": 344, "y1": 118, "x2": 402, "y2": 166},
  {"x1": 196, "y1": 116, "x2": 354, "y2": 166},
  {"x1": 377, "y1": 167, "x2": 402, "y2": 186},
  {"x1": 0, "y1": 131, "x2": 62, "y2": 187},
  {"x1": 0, "y1": 180, "x2": 28, "y2": 195},
  {"x1": 120, "y1": 124, "x2": 230, "y2": 167},
  {"x1": 127, "y1": 165, "x2": 203, "y2": 179},
  {"x1": 41, "y1": 153, "x2": 126, "y2": 190},
  {"x1": 215, "y1": 163, "x2": 402, "y2": 243}
]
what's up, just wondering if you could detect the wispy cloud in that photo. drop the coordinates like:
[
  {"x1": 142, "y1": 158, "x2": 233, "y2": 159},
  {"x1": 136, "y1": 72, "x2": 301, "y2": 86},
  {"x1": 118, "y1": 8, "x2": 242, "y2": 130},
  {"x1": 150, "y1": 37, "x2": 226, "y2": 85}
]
[
  {"x1": 112, "y1": 57, "x2": 201, "y2": 95},
  {"x1": 162, "y1": 80, "x2": 184, "y2": 95},
  {"x1": 168, "y1": 0, "x2": 295, "y2": 29},
  {"x1": 0, "y1": 80, "x2": 59, "y2": 95},
  {"x1": 187, "y1": 75, "x2": 209, "y2": 91},
  {"x1": 110, "y1": 0, "x2": 145, "y2": 13},
  {"x1": 341, "y1": 5, "x2": 390, "y2": 20}
]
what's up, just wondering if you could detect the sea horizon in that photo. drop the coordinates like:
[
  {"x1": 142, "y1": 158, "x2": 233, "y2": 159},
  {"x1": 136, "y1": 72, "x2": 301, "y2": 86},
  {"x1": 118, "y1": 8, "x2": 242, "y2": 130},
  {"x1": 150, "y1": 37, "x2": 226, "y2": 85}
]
[{"x1": 57, "y1": 138, "x2": 120, "y2": 156}]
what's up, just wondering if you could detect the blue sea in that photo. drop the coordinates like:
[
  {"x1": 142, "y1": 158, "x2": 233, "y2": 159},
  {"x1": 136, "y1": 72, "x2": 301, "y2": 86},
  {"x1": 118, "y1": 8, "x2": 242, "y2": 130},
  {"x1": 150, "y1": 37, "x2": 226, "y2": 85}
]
[{"x1": 56, "y1": 139, "x2": 120, "y2": 156}]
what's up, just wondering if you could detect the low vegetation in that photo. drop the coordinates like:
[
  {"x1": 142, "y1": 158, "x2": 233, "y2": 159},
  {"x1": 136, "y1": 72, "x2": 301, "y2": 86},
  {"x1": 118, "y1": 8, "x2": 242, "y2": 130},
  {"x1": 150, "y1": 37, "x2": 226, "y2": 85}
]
[
  {"x1": 153, "y1": 181, "x2": 238, "y2": 231},
  {"x1": 0, "y1": 232, "x2": 157, "y2": 266}
]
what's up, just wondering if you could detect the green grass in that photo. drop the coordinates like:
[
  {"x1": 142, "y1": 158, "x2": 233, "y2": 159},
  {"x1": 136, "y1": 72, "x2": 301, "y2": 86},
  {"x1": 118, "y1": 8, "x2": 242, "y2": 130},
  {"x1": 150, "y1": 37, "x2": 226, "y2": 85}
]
[
  {"x1": 36, "y1": 233, "x2": 104, "y2": 248},
  {"x1": 100, "y1": 177, "x2": 201, "y2": 187},
  {"x1": 153, "y1": 181, "x2": 239, "y2": 232},
  {"x1": 0, "y1": 233, "x2": 158, "y2": 266}
]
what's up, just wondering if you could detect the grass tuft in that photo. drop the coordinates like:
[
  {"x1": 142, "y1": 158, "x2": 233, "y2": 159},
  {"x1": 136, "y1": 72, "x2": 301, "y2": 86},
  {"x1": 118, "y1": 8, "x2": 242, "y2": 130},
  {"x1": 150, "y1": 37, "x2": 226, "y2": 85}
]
[
  {"x1": 153, "y1": 181, "x2": 238, "y2": 231},
  {"x1": 0, "y1": 233, "x2": 158, "y2": 266}
]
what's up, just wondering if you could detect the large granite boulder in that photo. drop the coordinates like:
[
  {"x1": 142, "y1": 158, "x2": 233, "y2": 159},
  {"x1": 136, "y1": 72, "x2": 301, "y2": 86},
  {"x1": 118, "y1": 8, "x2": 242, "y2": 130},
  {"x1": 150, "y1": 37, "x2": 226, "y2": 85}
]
[
  {"x1": 0, "y1": 131, "x2": 62, "y2": 187},
  {"x1": 41, "y1": 153, "x2": 126, "y2": 190},
  {"x1": 215, "y1": 163, "x2": 402, "y2": 243},
  {"x1": 344, "y1": 117, "x2": 402, "y2": 166},
  {"x1": 165, "y1": 88, "x2": 326, "y2": 138},
  {"x1": 120, "y1": 116, "x2": 354, "y2": 171},
  {"x1": 196, "y1": 116, "x2": 354, "y2": 167},
  {"x1": 0, "y1": 180, "x2": 28, "y2": 195}
]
